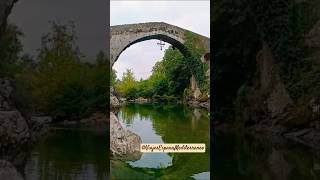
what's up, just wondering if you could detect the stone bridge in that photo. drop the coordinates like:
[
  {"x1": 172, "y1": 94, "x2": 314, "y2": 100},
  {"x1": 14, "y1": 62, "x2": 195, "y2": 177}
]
[{"x1": 110, "y1": 22, "x2": 210, "y2": 66}]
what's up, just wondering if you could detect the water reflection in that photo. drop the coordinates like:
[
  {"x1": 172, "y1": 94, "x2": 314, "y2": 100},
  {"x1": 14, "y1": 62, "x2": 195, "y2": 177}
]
[
  {"x1": 112, "y1": 103, "x2": 210, "y2": 179},
  {"x1": 24, "y1": 126, "x2": 109, "y2": 180},
  {"x1": 119, "y1": 112, "x2": 173, "y2": 169},
  {"x1": 213, "y1": 132, "x2": 320, "y2": 180}
]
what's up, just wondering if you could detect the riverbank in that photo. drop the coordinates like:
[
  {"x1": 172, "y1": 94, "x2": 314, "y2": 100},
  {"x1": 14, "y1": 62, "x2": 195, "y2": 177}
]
[
  {"x1": 110, "y1": 92, "x2": 142, "y2": 161},
  {"x1": 118, "y1": 95, "x2": 210, "y2": 111},
  {"x1": 0, "y1": 77, "x2": 52, "y2": 179},
  {"x1": 1, "y1": 111, "x2": 109, "y2": 180}
]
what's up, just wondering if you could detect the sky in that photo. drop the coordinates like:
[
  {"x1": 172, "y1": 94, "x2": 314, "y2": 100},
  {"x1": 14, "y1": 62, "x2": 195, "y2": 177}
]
[
  {"x1": 8, "y1": 0, "x2": 109, "y2": 61},
  {"x1": 111, "y1": 1, "x2": 210, "y2": 80}
]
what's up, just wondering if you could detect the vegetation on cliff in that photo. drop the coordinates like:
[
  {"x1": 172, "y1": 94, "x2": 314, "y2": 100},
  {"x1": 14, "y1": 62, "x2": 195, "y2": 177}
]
[{"x1": 213, "y1": 0, "x2": 320, "y2": 126}]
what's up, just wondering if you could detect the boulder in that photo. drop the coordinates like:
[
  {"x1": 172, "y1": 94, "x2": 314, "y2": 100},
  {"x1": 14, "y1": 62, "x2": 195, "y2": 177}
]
[
  {"x1": 0, "y1": 160, "x2": 23, "y2": 180},
  {"x1": 110, "y1": 112, "x2": 142, "y2": 161},
  {"x1": 30, "y1": 116, "x2": 52, "y2": 124},
  {"x1": 0, "y1": 78, "x2": 14, "y2": 111},
  {"x1": 0, "y1": 110, "x2": 30, "y2": 150},
  {"x1": 110, "y1": 94, "x2": 120, "y2": 109},
  {"x1": 78, "y1": 113, "x2": 107, "y2": 124},
  {"x1": 193, "y1": 88, "x2": 202, "y2": 100},
  {"x1": 135, "y1": 97, "x2": 149, "y2": 103}
]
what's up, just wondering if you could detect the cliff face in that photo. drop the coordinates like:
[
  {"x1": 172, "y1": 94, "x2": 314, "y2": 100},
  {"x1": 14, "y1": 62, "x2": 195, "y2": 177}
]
[
  {"x1": 0, "y1": 1, "x2": 30, "y2": 179},
  {"x1": 0, "y1": 78, "x2": 30, "y2": 154},
  {"x1": 0, "y1": 0, "x2": 16, "y2": 38},
  {"x1": 110, "y1": 89, "x2": 142, "y2": 161},
  {"x1": 237, "y1": 19, "x2": 320, "y2": 149},
  {"x1": 0, "y1": 78, "x2": 29, "y2": 180}
]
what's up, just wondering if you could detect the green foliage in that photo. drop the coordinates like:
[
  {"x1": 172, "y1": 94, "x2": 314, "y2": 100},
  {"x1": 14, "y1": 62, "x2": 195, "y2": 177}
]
[
  {"x1": 16, "y1": 22, "x2": 108, "y2": 119},
  {"x1": 113, "y1": 32, "x2": 209, "y2": 102},
  {"x1": 0, "y1": 24, "x2": 23, "y2": 77},
  {"x1": 213, "y1": 0, "x2": 261, "y2": 121},
  {"x1": 115, "y1": 69, "x2": 137, "y2": 99},
  {"x1": 183, "y1": 32, "x2": 207, "y2": 91},
  {"x1": 213, "y1": 0, "x2": 320, "y2": 122},
  {"x1": 250, "y1": 0, "x2": 320, "y2": 101},
  {"x1": 110, "y1": 68, "x2": 117, "y2": 87}
]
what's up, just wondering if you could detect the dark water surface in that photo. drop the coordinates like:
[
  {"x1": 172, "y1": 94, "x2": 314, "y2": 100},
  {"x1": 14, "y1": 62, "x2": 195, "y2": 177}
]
[
  {"x1": 111, "y1": 103, "x2": 211, "y2": 180},
  {"x1": 213, "y1": 132, "x2": 320, "y2": 180},
  {"x1": 24, "y1": 125, "x2": 109, "y2": 180}
]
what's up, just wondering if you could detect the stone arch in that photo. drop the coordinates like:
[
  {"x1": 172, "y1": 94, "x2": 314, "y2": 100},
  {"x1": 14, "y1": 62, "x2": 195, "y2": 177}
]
[{"x1": 110, "y1": 22, "x2": 210, "y2": 66}]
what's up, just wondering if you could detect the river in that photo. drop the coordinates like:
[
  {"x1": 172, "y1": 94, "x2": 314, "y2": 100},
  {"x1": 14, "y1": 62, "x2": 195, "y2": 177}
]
[
  {"x1": 213, "y1": 132, "x2": 320, "y2": 180},
  {"x1": 21, "y1": 103, "x2": 210, "y2": 180},
  {"x1": 20, "y1": 102, "x2": 320, "y2": 180},
  {"x1": 23, "y1": 125, "x2": 109, "y2": 180},
  {"x1": 111, "y1": 103, "x2": 211, "y2": 180}
]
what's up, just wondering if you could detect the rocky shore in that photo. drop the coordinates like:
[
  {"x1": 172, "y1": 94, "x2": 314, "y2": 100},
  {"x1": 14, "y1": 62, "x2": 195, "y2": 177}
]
[
  {"x1": 110, "y1": 92, "x2": 142, "y2": 161},
  {"x1": 0, "y1": 78, "x2": 49, "y2": 179}
]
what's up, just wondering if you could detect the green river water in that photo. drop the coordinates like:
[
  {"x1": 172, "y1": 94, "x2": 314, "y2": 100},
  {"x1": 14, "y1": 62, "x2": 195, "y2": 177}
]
[
  {"x1": 111, "y1": 103, "x2": 211, "y2": 180},
  {"x1": 22, "y1": 103, "x2": 320, "y2": 180}
]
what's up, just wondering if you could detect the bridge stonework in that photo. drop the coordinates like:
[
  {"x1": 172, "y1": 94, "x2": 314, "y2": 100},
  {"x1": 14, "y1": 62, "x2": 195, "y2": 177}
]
[{"x1": 110, "y1": 22, "x2": 210, "y2": 66}]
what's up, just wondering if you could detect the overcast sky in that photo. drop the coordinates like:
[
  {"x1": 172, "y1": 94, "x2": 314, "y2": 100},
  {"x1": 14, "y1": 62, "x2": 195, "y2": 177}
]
[
  {"x1": 8, "y1": 0, "x2": 109, "y2": 62},
  {"x1": 111, "y1": 1, "x2": 210, "y2": 80}
]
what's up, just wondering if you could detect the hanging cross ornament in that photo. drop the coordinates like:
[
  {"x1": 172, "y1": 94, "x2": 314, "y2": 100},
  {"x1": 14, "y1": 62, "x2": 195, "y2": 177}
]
[{"x1": 157, "y1": 40, "x2": 165, "y2": 50}]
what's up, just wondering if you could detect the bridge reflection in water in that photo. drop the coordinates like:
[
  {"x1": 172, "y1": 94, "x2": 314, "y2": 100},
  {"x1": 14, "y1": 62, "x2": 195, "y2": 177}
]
[{"x1": 111, "y1": 103, "x2": 210, "y2": 180}]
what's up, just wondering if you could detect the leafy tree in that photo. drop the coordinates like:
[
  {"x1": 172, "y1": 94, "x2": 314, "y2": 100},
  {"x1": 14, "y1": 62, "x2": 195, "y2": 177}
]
[
  {"x1": 113, "y1": 32, "x2": 209, "y2": 102},
  {"x1": 17, "y1": 22, "x2": 108, "y2": 119},
  {"x1": 115, "y1": 69, "x2": 137, "y2": 99},
  {"x1": 0, "y1": 24, "x2": 23, "y2": 77}
]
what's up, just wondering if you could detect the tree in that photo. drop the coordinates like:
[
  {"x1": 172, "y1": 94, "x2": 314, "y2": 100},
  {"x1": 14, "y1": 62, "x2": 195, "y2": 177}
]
[
  {"x1": 0, "y1": 24, "x2": 23, "y2": 77},
  {"x1": 19, "y1": 22, "x2": 108, "y2": 119},
  {"x1": 115, "y1": 69, "x2": 138, "y2": 99}
]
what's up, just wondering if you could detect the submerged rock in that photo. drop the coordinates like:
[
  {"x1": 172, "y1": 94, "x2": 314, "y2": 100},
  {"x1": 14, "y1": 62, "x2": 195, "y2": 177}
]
[{"x1": 110, "y1": 112, "x2": 142, "y2": 161}]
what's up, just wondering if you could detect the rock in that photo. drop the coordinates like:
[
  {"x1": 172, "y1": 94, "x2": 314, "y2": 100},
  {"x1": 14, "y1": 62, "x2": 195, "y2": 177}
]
[
  {"x1": 200, "y1": 102, "x2": 210, "y2": 110},
  {"x1": 78, "y1": 113, "x2": 107, "y2": 124},
  {"x1": 305, "y1": 20, "x2": 320, "y2": 49},
  {"x1": 0, "y1": 78, "x2": 15, "y2": 111},
  {"x1": 305, "y1": 20, "x2": 320, "y2": 65},
  {"x1": 268, "y1": 148, "x2": 291, "y2": 180},
  {"x1": 110, "y1": 112, "x2": 142, "y2": 161},
  {"x1": 0, "y1": 110, "x2": 30, "y2": 150},
  {"x1": 284, "y1": 129, "x2": 311, "y2": 138},
  {"x1": 30, "y1": 116, "x2": 52, "y2": 124},
  {"x1": 62, "y1": 121, "x2": 77, "y2": 125},
  {"x1": 257, "y1": 43, "x2": 293, "y2": 120},
  {"x1": 193, "y1": 88, "x2": 202, "y2": 100},
  {"x1": 0, "y1": 160, "x2": 23, "y2": 180},
  {"x1": 110, "y1": 94, "x2": 120, "y2": 109},
  {"x1": 314, "y1": 163, "x2": 320, "y2": 172},
  {"x1": 135, "y1": 97, "x2": 149, "y2": 103},
  {"x1": 190, "y1": 75, "x2": 198, "y2": 92},
  {"x1": 0, "y1": 0, "x2": 16, "y2": 38}
]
